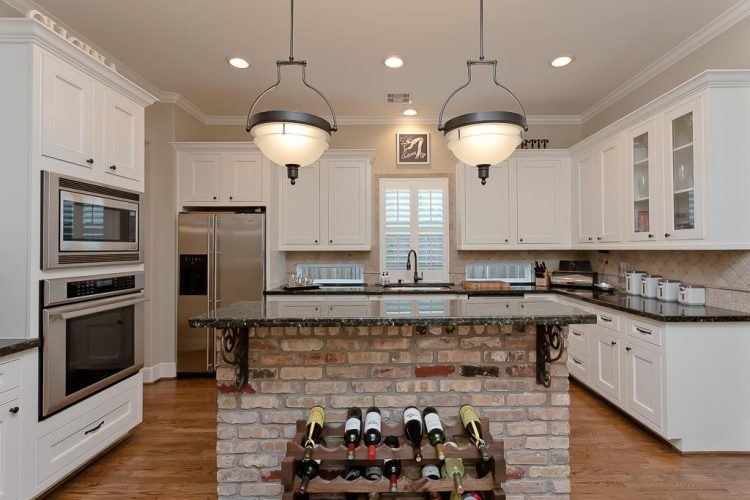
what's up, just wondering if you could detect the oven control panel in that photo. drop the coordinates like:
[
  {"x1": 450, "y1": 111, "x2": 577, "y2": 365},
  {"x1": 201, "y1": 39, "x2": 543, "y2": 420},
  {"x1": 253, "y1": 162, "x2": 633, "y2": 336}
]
[{"x1": 66, "y1": 275, "x2": 137, "y2": 299}]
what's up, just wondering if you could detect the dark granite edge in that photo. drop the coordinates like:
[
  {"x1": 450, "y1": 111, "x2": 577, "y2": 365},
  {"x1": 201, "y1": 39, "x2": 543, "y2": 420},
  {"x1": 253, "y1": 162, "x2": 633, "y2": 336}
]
[
  {"x1": 0, "y1": 338, "x2": 41, "y2": 358},
  {"x1": 189, "y1": 314, "x2": 598, "y2": 329}
]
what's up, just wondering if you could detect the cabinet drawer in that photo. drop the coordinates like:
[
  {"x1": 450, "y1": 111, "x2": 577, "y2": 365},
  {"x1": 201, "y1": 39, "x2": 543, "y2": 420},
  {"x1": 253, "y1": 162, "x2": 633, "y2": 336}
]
[
  {"x1": 568, "y1": 353, "x2": 588, "y2": 381},
  {"x1": 0, "y1": 359, "x2": 21, "y2": 400},
  {"x1": 568, "y1": 325, "x2": 588, "y2": 357},
  {"x1": 597, "y1": 311, "x2": 620, "y2": 332},
  {"x1": 38, "y1": 385, "x2": 139, "y2": 483},
  {"x1": 628, "y1": 319, "x2": 663, "y2": 347}
]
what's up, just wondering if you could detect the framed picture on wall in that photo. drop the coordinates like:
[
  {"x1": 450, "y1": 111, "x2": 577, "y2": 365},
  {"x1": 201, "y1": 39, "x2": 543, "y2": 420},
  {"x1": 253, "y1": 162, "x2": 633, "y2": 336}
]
[{"x1": 397, "y1": 133, "x2": 430, "y2": 165}]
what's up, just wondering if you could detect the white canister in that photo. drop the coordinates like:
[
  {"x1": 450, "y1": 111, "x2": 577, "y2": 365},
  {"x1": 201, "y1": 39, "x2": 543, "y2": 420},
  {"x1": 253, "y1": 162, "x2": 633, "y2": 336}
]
[
  {"x1": 626, "y1": 271, "x2": 646, "y2": 295},
  {"x1": 640, "y1": 275, "x2": 661, "y2": 299},
  {"x1": 657, "y1": 279, "x2": 681, "y2": 302},
  {"x1": 678, "y1": 285, "x2": 706, "y2": 306}
]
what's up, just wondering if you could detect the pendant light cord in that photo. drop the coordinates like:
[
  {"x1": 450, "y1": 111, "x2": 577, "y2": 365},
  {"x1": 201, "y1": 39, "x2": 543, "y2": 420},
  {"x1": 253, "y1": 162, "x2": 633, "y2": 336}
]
[
  {"x1": 289, "y1": 0, "x2": 295, "y2": 61},
  {"x1": 479, "y1": 0, "x2": 484, "y2": 61}
]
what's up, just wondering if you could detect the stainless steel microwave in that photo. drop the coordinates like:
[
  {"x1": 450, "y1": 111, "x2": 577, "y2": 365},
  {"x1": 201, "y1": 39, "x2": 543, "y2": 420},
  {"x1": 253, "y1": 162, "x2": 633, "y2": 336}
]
[{"x1": 42, "y1": 171, "x2": 143, "y2": 268}]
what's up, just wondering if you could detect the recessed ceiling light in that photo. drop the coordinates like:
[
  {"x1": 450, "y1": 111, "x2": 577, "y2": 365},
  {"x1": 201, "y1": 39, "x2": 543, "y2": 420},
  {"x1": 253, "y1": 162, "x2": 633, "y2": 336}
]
[
  {"x1": 403, "y1": 108, "x2": 418, "y2": 116},
  {"x1": 384, "y1": 55, "x2": 404, "y2": 68},
  {"x1": 228, "y1": 57, "x2": 250, "y2": 69},
  {"x1": 549, "y1": 55, "x2": 573, "y2": 68}
]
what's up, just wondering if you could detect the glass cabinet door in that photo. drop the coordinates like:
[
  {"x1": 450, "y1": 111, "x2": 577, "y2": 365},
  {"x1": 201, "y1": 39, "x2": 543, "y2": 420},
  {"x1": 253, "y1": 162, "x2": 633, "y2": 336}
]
[
  {"x1": 664, "y1": 97, "x2": 704, "y2": 240},
  {"x1": 626, "y1": 119, "x2": 659, "y2": 242}
]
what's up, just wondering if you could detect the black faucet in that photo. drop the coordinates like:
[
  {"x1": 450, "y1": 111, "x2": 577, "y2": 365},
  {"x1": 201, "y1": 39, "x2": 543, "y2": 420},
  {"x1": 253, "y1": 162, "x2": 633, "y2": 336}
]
[{"x1": 405, "y1": 249, "x2": 423, "y2": 284}]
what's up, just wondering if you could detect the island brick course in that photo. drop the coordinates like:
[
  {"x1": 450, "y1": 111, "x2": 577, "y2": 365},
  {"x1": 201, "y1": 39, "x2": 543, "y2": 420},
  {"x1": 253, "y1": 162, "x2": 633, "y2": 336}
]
[{"x1": 216, "y1": 323, "x2": 571, "y2": 499}]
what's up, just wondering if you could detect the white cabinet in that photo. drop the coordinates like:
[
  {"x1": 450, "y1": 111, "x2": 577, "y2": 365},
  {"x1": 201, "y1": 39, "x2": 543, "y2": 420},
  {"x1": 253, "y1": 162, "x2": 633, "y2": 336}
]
[
  {"x1": 40, "y1": 52, "x2": 95, "y2": 169},
  {"x1": 515, "y1": 158, "x2": 562, "y2": 244},
  {"x1": 596, "y1": 136, "x2": 623, "y2": 243},
  {"x1": 572, "y1": 149, "x2": 597, "y2": 243},
  {"x1": 281, "y1": 162, "x2": 321, "y2": 246},
  {"x1": 457, "y1": 151, "x2": 569, "y2": 250},
  {"x1": 103, "y1": 89, "x2": 144, "y2": 182},
  {"x1": 0, "y1": 399, "x2": 20, "y2": 500},
  {"x1": 279, "y1": 151, "x2": 373, "y2": 251},
  {"x1": 625, "y1": 118, "x2": 661, "y2": 242},
  {"x1": 591, "y1": 326, "x2": 621, "y2": 402},
  {"x1": 624, "y1": 339, "x2": 663, "y2": 429},
  {"x1": 175, "y1": 145, "x2": 267, "y2": 206}
]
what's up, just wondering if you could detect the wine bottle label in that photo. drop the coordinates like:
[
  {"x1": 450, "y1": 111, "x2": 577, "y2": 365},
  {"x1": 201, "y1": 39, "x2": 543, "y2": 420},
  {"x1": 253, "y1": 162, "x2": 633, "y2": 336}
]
[
  {"x1": 403, "y1": 407, "x2": 421, "y2": 423},
  {"x1": 345, "y1": 468, "x2": 364, "y2": 481},
  {"x1": 421, "y1": 464, "x2": 441, "y2": 479},
  {"x1": 459, "y1": 405, "x2": 479, "y2": 427},
  {"x1": 424, "y1": 413, "x2": 443, "y2": 432},
  {"x1": 345, "y1": 417, "x2": 361, "y2": 432},
  {"x1": 364, "y1": 411, "x2": 381, "y2": 431}
]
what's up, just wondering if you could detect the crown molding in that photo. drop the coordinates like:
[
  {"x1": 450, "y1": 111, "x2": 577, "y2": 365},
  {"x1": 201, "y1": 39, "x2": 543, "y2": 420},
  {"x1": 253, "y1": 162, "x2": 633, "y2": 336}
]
[
  {"x1": 580, "y1": 0, "x2": 750, "y2": 123},
  {"x1": 160, "y1": 92, "x2": 210, "y2": 123}
]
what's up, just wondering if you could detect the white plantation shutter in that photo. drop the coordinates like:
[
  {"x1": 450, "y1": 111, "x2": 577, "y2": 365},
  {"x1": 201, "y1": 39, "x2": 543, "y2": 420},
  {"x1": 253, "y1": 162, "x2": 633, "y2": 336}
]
[{"x1": 380, "y1": 178, "x2": 449, "y2": 282}]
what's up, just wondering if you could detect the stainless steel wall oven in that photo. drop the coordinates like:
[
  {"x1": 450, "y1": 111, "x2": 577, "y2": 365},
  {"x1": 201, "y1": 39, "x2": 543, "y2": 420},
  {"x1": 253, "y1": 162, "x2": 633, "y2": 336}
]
[
  {"x1": 40, "y1": 272, "x2": 145, "y2": 417},
  {"x1": 42, "y1": 171, "x2": 142, "y2": 269}
]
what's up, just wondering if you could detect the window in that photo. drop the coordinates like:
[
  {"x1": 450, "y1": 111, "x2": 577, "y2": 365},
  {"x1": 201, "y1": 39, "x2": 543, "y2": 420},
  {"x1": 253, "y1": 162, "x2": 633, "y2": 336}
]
[
  {"x1": 380, "y1": 178, "x2": 449, "y2": 282},
  {"x1": 465, "y1": 261, "x2": 533, "y2": 283}
]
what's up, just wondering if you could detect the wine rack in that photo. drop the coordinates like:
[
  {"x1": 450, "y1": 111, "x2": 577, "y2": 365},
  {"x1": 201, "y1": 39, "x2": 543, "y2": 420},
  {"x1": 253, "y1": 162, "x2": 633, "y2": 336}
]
[{"x1": 281, "y1": 418, "x2": 506, "y2": 499}]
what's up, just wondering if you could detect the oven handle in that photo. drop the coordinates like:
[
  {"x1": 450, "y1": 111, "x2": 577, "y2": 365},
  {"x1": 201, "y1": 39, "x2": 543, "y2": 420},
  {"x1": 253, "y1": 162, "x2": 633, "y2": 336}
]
[{"x1": 48, "y1": 293, "x2": 147, "y2": 320}]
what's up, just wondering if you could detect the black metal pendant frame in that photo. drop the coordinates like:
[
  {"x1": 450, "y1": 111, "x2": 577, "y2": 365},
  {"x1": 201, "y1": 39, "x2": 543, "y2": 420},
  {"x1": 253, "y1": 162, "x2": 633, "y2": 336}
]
[
  {"x1": 220, "y1": 327, "x2": 250, "y2": 388},
  {"x1": 536, "y1": 325, "x2": 564, "y2": 388}
]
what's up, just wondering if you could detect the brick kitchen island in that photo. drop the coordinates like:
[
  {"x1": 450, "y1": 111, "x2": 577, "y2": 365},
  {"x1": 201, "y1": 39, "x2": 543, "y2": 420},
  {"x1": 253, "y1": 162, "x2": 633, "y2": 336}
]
[{"x1": 190, "y1": 298, "x2": 595, "y2": 499}]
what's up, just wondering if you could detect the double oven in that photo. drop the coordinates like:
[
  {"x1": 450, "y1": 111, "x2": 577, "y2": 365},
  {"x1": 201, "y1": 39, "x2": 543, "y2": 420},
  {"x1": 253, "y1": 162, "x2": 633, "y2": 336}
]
[{"x1": 40, "y1": 172, "x2": 145, "y2": 417}]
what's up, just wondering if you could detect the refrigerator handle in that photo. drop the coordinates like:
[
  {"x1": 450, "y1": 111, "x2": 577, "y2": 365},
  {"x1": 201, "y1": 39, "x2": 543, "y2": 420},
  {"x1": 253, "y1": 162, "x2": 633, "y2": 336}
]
[
  {"x1": 207, "y1": 215, "x2": 214, "y2": 372},
  {"x1": 214, "y1": 216, "x2": 220, "y2": 307}
]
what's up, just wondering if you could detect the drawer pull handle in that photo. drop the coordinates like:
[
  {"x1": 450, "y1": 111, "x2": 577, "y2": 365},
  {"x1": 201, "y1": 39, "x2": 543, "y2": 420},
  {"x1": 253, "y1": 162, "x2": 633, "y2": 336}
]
[
  {"x1": 572, "y1": 358, "x2": 583, "y2": 365},
  {"x1": 8, "y1": 406, "x2": 19, "y2": 414},
  {"x1": 600, "y1": 315, "x2": 613, "y2": 322},
  {"x1": 84, "y1": 421, "x2": 105, "y2": 435},
  {"x1": 572, "y1": 331, "x2": 582, "y2": 336},
  {"x1": 635, "y1": 327, "x2": 652, "y2": 335}
]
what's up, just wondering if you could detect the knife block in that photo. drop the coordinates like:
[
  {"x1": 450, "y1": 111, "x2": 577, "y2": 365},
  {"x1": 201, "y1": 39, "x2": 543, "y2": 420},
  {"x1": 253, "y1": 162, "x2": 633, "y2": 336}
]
[{"x1": 535, "y1": 271, "x2": 551, "y2": 288}]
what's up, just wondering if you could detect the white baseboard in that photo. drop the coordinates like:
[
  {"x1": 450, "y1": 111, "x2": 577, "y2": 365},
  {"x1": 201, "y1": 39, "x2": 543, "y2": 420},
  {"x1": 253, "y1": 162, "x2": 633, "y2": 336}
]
[{"x1": 141, "y1": 362, "x2": 177, "y2": 383}]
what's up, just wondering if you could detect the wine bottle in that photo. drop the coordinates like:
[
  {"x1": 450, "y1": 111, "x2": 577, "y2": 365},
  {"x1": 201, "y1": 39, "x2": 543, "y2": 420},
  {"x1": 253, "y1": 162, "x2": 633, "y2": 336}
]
[
  {"x1": 443, "y1": 457, "x2": 465, "y2": 495},
  {"x1": 300, "y1": 406, "x2": 326, "y2": 460},
  {"x1": 363, "y1": 406, "x2": 382, "y2": 461},
  {"x1": 365, "y1": 464, "x2": 383, "y2": 480},
  {"x1": 459, "y1": 404, "x2": 490, "y2": 461},
  {"x1": 345, "y1": 466, "x2": 365, "y2": 500},
  {"x1": 421, "y1": 464, "x2": 442, "y2": 500},
  {"x1": 402, "y1": 406, "x2": 423, "y2": 462},
  {"x1": 422, "y1": 406, "x2": 446, "y2": 460},
  {"x1": 383, "y1": 436, "x2": 402, "y2": 493},
  {"x1": 462, "y1": 493, "x2": 482, "y2": 500},
  {"x1": 344, "y1": 407, "x2": 363, "y2": 460},
  {"x1": 297, "y1": 459, "x2": 321, "y2": 494}
]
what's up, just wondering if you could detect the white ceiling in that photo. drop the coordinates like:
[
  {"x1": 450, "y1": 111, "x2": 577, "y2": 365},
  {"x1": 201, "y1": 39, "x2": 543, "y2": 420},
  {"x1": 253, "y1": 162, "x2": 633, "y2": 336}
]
[{"x1": 33, "y1": 0, "x2": 742, "y2": 119}]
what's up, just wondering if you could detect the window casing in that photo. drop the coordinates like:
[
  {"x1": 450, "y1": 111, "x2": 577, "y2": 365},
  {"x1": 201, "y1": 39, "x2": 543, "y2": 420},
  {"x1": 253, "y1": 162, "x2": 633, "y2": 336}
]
[{"x1": 380, "y1": 178, "x2": 449, "y2": 282}]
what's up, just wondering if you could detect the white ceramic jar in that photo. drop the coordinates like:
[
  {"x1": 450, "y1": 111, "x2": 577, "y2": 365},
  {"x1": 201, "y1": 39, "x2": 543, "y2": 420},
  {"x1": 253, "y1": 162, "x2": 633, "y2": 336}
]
[
  {"x1": 657, "y1": 279, "x2": 681, "y2": 302},
  {"x1": 626, "y1": 271, "x2": 646, "y2": 295},
  {"x1": 640, "y1": 275, "x2": 661, "y2": 298},
  {"x1": 678, "y1": 285, "x2": 706, "y2": 306}
]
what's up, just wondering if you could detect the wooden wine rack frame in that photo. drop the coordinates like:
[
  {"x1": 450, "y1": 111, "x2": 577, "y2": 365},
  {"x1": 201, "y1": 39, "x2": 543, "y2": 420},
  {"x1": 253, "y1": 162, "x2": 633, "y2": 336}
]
[{"x1": 281, "y1": 418, "x2": 506, "y2": 498}]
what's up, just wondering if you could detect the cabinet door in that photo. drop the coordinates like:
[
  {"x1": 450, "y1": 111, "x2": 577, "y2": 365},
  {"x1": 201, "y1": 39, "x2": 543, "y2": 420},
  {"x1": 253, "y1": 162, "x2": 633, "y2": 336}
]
[
  {"x1": 179, "y1": 153, "x2": 221, "y2": 203},
  {"x1": 327, "y1": 159, "x2": 368, "y2": 246},
  {"x1": 41, "y1": 53, "x2": 95, "y2": 168},
  {"x1": 516, "y1": 159, "x2": 561, "y2": 244},
  {"x1": 275, "y1": 302, "x2": 322, "y2": 317},
  {"x1": 225, "y1": 152, "x2": 263, "y2": 203},
  {"x1": 664, "y1": 96, "x2": 705, "y2": 240},
  {"x1": 592, "y1": 327, "x2": 621, "y2": 402},
  {"x1": 461, "y1": 163, "x2": 510, "y2": 246},
  {"x1": 281, "y1": 162, "x2": 321, "y2": 246},
  {"x1": 0, "y1": 399, "x2": 20, "y2": 500},
  {"x1": 597, "y1": 137, "x2": 623, "y2": 243},
  {"x1": 103, "y1": 88, "x2": 144, "y2": 181},
  {"x1": 325, "y1": 301, "x2": 372, "y2": 317},
  {"x1": 626, "y1": 119, "x2": 660, "y2": 242},
  {"x1": 573, "y1": 151, "x2": 597, "y2": 243},
  {"x1": 624, "y1": 340, "x2": 663, "y2": 429}
]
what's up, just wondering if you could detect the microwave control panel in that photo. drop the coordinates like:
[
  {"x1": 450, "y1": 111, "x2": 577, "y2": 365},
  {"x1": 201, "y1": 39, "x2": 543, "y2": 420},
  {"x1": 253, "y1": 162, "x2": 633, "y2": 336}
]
[{"x1": 67, "y1": 275, "x2": 137, "y2": 299}]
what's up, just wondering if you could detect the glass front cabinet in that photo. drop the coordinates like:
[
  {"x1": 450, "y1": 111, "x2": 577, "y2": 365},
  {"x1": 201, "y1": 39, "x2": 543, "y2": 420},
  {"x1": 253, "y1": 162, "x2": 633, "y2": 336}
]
[
  {"x1": 663, "y1": 96, "x2": 704, "y2": 240},
  {"x1": 626, "y1": 118, "x2": 660, "y2": 242}
]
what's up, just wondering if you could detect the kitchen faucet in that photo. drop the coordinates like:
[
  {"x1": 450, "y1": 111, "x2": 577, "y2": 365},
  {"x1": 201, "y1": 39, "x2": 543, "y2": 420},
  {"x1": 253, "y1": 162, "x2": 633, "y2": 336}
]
[{"x1": 405, "y1": 249, "x2": 423, "y2": 284}]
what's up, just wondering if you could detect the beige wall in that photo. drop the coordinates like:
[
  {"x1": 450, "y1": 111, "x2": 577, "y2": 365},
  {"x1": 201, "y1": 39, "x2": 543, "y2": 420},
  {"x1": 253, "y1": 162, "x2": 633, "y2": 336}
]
[
  {"x1": 583, "y1": 16, "x2": 750, "y2": 135},
  {"x1": 0, "y1": 1, "x2": 21, "y2": 17}
]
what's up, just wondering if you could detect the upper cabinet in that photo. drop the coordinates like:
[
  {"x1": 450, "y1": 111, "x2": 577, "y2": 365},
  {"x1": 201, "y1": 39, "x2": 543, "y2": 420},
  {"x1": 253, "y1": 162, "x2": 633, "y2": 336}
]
[
  {"x1": 457, "y1": 151, "x2": 570, "y2": 250},
  {"x1": 103, "y1": 88, "x2": 144, "y2": 182},
  {"x1": 175, "y1": 144, "x2": 267, "y2": 207},
  {"x1": 571, "y1": 71, "x2": 750, "y2": 250},
  {"x1": 279, "y1": 151, "x2": 374, "y2": 251}
]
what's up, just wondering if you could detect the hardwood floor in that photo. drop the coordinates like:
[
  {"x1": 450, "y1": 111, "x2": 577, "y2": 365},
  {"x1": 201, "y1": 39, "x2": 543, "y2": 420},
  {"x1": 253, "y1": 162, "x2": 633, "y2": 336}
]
[{"x1": 49, "y1": 378, "x2": 750, "y2": 499}]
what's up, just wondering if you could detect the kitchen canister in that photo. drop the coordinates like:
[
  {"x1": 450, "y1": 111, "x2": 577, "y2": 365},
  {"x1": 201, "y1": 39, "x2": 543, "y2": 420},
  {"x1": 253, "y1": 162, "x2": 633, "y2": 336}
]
[
  {"x1": 678, "y1": 284, "x2": 706, "y2": 306},
  {"x1": 626, "y1": 271, "x2": 646, "y2": 295},
  {"x1": 657, "y1": 279, "x2": 681, "y2": 302},
  {"x1": 640, "y1": 275, "x2": 661, "y2": 298}
]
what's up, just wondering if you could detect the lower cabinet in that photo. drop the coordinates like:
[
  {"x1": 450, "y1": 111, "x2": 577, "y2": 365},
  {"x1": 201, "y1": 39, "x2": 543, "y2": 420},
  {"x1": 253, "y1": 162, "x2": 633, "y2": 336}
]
[
  {"x1": 591, "y1": 326, "x2": 621, "y2": 402},
  {"x1": 624, "y1": 339, "x2": 663, "y2": 429},
  {"x1": 0, "y1": 398, "x2": 20, "y2": 500}
]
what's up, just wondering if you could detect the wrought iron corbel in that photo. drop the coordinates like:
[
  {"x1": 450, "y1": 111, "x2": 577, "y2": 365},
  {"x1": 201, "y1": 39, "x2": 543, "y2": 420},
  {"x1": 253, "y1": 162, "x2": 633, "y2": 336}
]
[
  {"x1": 536, "y1": 325, "x2": 563, "y2": 388},
  {"x1": 220, "y1": 327, "x2": 250, "y2": 388}
]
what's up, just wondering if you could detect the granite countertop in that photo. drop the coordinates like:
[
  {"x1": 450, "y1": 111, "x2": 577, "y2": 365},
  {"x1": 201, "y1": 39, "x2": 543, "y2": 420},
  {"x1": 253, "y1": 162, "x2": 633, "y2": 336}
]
[
  {"x1": 0, "y1": 338, "x2": 41, "y2": 358},
  {"x1": 189, "y1": 297, "x2": 597, "y2": 329},
  {"x1": 264, "y1": 284, "x2": 750, "y2": 323}
]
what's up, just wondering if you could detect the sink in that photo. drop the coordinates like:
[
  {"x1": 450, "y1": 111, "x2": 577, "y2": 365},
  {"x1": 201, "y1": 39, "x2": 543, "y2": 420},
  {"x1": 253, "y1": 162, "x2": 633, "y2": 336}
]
[{"x1": 382, "y1": 284, "x2": 454, "y2": 292}]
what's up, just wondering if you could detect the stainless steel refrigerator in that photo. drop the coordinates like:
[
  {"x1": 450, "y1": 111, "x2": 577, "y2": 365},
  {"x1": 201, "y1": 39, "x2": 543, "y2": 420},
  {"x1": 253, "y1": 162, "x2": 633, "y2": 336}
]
[{"x1": 177, "y1": 209, "x2": 265, "y2": 374}]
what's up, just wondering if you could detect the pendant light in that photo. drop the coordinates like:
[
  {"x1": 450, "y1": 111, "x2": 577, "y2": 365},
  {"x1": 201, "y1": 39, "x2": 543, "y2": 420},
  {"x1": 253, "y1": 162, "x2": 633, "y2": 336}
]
[
  {"x1": 245, "y1": 0, "x2": 337, "y2": 185},
  {"x1": 437, "y1": 0, "x2": 528, "y2": 185}
]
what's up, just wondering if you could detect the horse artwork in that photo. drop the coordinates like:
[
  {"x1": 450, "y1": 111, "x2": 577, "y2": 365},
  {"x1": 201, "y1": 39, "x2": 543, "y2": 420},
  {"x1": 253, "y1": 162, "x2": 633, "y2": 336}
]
[{"x1": 397, "y1": 133, "x2": 430, "y2": 165}]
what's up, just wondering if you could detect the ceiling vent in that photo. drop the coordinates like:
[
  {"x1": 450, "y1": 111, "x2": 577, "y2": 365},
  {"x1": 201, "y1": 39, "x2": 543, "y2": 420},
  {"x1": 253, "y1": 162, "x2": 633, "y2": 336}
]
[{"x1": 387, "y1": 93, "x2": 412, "y2": 104}]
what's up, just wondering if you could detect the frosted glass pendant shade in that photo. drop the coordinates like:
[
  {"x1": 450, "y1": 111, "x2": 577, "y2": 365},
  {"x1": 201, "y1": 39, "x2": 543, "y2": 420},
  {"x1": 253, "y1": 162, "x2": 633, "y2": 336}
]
[
  {"x1": 251, "y1": 121, "x2": 330, "y2": 167},
  {"x1": 445, "y1": 121, "x2": 523, "y2": 167}
]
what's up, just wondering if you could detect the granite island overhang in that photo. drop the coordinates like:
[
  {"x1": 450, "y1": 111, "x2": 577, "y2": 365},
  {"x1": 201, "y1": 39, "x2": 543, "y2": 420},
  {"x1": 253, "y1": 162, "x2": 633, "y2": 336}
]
[{"x1": 190, "y1": 297, "x2": 597, "y2": 498}]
